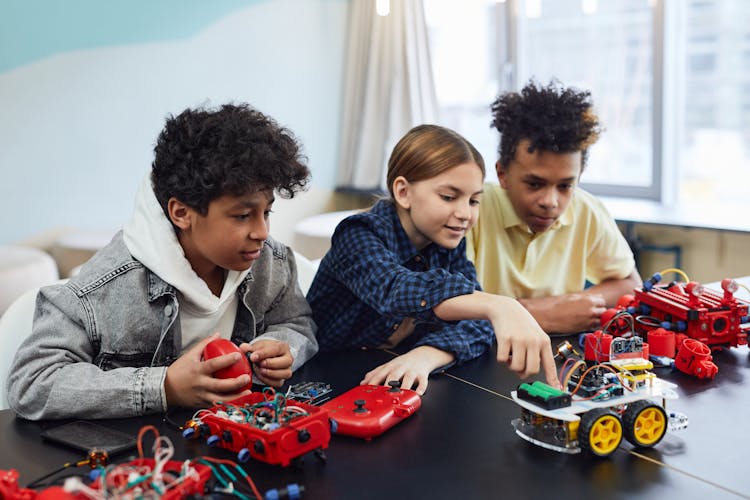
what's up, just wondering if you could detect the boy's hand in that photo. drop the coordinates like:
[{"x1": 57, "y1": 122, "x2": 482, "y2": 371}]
[
  {"x1": 241, "y1": 339, "x2": 293, "y2": 388},
  {"x1": 165, "y1": 333, "x2": 252, "y2": 408},
  {"x1": 519, "y1": 293, "x2": 606, "y2": 334},
  {"x1": 361, "y1": 345, "x2": 454, "y2": 395}
]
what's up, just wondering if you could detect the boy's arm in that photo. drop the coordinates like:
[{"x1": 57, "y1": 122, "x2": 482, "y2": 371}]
[
  {"x1": 585, "y1": 269, "x2": 642, "y2": 306},
  {"x1": 6, "y1": 284, "x2": 167, "y2": 420},
  {"x1": 520, "y1": 196, "x2": 643, "y2": 335},
  {"x1": 584, "y1": 195, "x2": 643, "y2": 306},
  {"x1": 249, "y1": 250, "x2": 318, "y2": 372},
  {"x1": 517, "y1": 269, "x2": 641, "y2": 334}
]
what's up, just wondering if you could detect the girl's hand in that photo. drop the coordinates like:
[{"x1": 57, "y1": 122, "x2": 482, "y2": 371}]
[
  {"x1": 434, "y1": 292, "x2": 561, "y2": 389},
  {"x1": 361, "y1": 346, "x2": 454, "y2": 395},
  {"x1": 490, "y1": 296, "x2": 562, "y2": 389}
]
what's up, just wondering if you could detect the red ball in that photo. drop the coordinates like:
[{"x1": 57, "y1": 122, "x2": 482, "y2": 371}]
[{"x1": 202, "y1": 338, "x2": 252, "y2": 391}]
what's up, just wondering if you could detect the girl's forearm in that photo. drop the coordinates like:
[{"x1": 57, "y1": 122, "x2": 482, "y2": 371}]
[{"x1": 433, "y1": 291, "x2": 513, "y2": 323}]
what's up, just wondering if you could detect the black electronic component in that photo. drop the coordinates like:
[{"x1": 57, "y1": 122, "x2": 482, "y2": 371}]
[{"x1": 286, "y1": 381, "x2": 333, "y2": 405}]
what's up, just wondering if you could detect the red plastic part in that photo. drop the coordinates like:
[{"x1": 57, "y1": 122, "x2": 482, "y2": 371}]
[
  {"x1": 674, "y1": 339, "x2": 718, "y2": 380},
  {"x1": 600, "y1": 308, "x2": 631, "y2": 336},
  {"x1": 1, "y1": 460, "x2": 212, "y2": 500},
  {"x1": 203, "y1": 338, "x2": 252, "y2": 392},
  {"x1": 631, "y1": 280, "x2": 749, "y2": 349},
  {"x1": 584, "y1": 331, "x2": 613, "y2": 362},
  {"x1": 192, "y1": 392, "x2": 331, "y2": 466},
  {"x1": 616, "y1": 294, "x2": 635, "y2": 309},
  {"x1": 35, "y1": 487, "x2": 77, "y2": 500},
  {"x1": 88, "y1": 458, "x2": 211, "y2": 499},
  {"x1": 321, "y1": 384, "x2": 422, "y2": 440},
  {"x1": 0, "y1": 469, "x2": 39, "y2": 500},
  {"x1": 648, "y1": 328, "x2": 676, "y2": 358}
]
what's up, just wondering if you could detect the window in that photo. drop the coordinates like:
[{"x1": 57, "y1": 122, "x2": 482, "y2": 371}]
[
  {"x1": 680, "y1": 0, "x2": 750, "y2": 203},
  {"x1": 424, "y1": 0, "x2": 750, "y2": 205}
]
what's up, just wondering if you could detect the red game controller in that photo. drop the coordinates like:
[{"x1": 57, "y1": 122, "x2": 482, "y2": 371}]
[
  {"x1": 321, "y1": 381, "x2": 421, "y2": 440},
  {"x1": 202, "y1": 338, "x2": 252, "y2": 392}
]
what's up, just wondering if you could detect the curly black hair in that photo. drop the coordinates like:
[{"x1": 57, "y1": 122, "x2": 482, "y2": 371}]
[
  {"x1": 151, "y1": 103, "x2": 309, "y2": 220},
  {"x1": 491, "y1": 80, "x2": 601, "y2": 170}
]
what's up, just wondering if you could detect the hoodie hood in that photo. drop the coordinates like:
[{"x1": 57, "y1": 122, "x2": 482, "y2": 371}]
[{"x1": 123, "y1": 175, "x2": 250, "y2": 314}]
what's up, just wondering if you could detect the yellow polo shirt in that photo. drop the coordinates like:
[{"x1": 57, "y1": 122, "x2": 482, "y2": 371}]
[{"x1": 466, "y1": 183, "x2": 635, "y2": 298}]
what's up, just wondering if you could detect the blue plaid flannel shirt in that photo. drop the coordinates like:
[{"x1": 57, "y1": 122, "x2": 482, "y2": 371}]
[{"x1": 306, "y1": 199, "x2": 495, "y2": 365}]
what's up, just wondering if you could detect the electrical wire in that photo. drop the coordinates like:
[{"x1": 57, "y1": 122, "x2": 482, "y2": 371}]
[
  {"x1": 601, "y1": 309, "x2": 634, "y2": 336},
  {"x1": 735, "y1": 282, "x2": 750, "y2": 297},
  {"x1": 25, "y1": 458, "x2": 90, "y2": 489},
  {"x1": 657, "y1": 267, "x2": 690, "y2": 283},
  {"x1": 197, "y1": 456, "x2": 263, "y2": 500},
  {"x1": 60, "y1": 426, "x2": 264, "y2": 499}
]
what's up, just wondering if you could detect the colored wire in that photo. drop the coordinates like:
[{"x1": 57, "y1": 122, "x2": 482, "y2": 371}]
[
  {"x1": 574, "y1": 383, "x2": 624, "y2": 401},
  {"x1": 162, "y1": 408, "x2": 184, "y2": 430},
  {"x1": 736, "y1": 282, "x2": 750, "y2": 297},
  {"x1": 25, "y1": 459, "x2": 90, "y2": 489},
  {"x1": 657, "y1": 268, "x2": 690, "y2": 283},
  {"x1": 635, "y1": 315, "x2": 662, "y2": 328},
  {"x1": 601, "y1": 309, "x2": 634, "y2": 335},
  {"x1": 197, "y1": 456, "x2": 263, "y2": 499},
  {"x1": 560, "y1": 360, "x2": 586, "y2": 390},
  {"x1": 567, "y1": 363, "x2": 632, "y2": 397},
  {"x1": 42, "y1": 426, "x2": 263, "y2": 500},
  {"x1": 137, "y1": 424, "x2": 160, "y2": 458}
]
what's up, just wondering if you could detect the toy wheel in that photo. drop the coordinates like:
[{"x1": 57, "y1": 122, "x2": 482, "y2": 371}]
[
  {"x1": 579, "y1": 408, "x2": 623, "y2": 457},
  {"x1": 623, "y1": 400, "x2": 668, "y2": 448}
]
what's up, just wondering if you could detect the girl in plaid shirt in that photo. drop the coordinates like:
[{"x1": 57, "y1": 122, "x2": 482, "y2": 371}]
[{"x1": 307, "y1": 125, "x2": 560, "y2": 394}]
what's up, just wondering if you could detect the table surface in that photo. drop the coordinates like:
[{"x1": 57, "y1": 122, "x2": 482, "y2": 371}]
[{"x1": 1, "y1": 277, "x2": 749, "y2": 499}]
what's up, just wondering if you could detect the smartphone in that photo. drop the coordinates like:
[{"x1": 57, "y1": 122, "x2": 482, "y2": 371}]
[{"x1": 41, "y1": 420, "x2": 137, "y2": 456}]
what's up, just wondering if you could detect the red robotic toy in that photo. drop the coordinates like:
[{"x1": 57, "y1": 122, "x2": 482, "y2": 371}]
[{"x1": 601, "y1": 271, "x2": 749, "y2": 379}]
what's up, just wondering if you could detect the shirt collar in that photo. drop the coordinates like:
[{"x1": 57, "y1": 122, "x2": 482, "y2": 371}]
[{"x1": 371, "y1": 199, "x2": 446, "y2": 262}]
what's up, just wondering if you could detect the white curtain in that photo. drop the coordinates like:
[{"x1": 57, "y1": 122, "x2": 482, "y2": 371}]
[{"x1": 336, "y1": 0, "x2": 438, "y2": 191}]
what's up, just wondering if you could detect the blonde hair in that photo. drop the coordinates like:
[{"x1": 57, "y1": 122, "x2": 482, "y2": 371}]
[{"x1": 386, "y1": 124, "x2": 485, "y2": 198}]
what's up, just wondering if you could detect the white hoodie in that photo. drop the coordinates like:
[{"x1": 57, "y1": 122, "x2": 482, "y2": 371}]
[{"x1": 123, "y1": 175, "x2": 249, "y2": 353}]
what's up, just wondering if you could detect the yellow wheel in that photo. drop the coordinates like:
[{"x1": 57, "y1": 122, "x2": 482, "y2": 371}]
[
  {"x1": 624, "y1": 400, "x2": 668, "y2": 448},
  {"x1": 579, "y1": 408, "x2": 623, "y2": 457}
]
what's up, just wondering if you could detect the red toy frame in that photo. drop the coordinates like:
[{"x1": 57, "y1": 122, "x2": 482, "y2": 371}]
[
  {"x1": 322, "y1": 382, "x2": 422, "y2": 440},
  {"x1": 183, "y1": 391, "x2": 331, "y2": 467}
]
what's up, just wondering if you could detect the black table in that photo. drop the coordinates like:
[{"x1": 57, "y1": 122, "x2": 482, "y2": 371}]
[{"x1": 1, "y1": 343, "x2": 749, "y2": 500}]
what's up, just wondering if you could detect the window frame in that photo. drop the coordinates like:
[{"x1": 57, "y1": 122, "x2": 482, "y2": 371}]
[{"x1": 492, "y1": 0, "x2": 674, "y2": 202}]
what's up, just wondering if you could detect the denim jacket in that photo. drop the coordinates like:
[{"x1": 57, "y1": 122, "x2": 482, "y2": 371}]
[{"x1": 6, "y1": 232, "x2": 318, "y2": 420}]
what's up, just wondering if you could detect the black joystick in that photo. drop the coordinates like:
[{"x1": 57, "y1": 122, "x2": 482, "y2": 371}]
[
  {"x1": 388, "y1": 380, "x2": 402, "y2": 393},
  {"x1": 353, "y1": 399, "x2": 368, "y2": 413}
]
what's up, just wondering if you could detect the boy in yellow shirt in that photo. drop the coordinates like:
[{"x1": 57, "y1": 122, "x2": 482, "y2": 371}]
[{"x1": 467, "y1": 81, "x2": 642, "y2": 335}]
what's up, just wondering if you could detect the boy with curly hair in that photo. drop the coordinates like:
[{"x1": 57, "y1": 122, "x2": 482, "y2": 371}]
[
  {"x1": 7, "y1": 104, "x2": 318, "y2": 420},
  {"x1": 467, "y1": 80, "x2": 642, "y2": 335}
]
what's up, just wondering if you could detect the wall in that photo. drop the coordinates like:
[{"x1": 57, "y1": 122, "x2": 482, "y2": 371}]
[
  {"x1": 0, "y1": 0, "x2": 348, "y2": 249},
  {"x1": 631, "y1": 225, "x2": 750, "y2": 284},
  {"x1": 1, "y1": 0, "x2": 747, "y2": 283}
]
